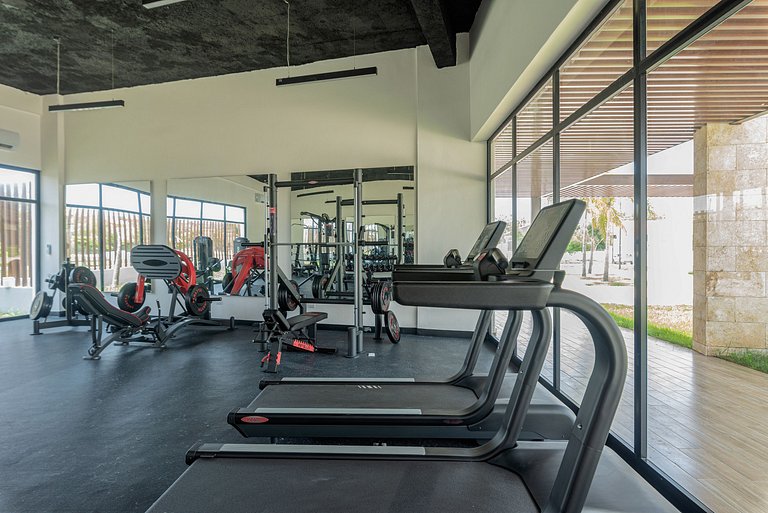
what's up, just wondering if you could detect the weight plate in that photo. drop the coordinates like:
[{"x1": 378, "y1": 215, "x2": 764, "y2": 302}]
[
  {"x1": 73, "y1": 296, "x2": 90, "y2": 316},
  {"x1": 385, "y1": 311, "x2": 401, "y2": 344},
  {"x1": 30, "y1": 291, "x2": 53, "y2": 320},
  {"x1": 370, "y1": 281, "x2": 381, "y2": 314},
  {"x1": 70, "y1": 266, "x2": 97, "y2": 286},
  {"x1": 277, "y1": 283, "x2": 298, "y2": 312},
  {"x1": 185, "y1": 284, "x2": 211, "y2": 317},
  {"x1": 117, "y1": 282, "x2": 144, "y2": 313},
  {"x1": 311, "y1": 274, "x2": 328, "y2": 299},
  {"x1": 51, "y1": 270, "x2": 66, "y2": 292},
  {"x1": 379, "y1": 281, "x2": 391, "y2": 313}
]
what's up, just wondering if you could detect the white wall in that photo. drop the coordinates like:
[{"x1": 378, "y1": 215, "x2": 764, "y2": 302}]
[
  {"x1": 0, "y1": 84, "x2": 41, "y2": 170},
  {"x1": 469, "y1": 0, "x2": 610, "y2": 141}
]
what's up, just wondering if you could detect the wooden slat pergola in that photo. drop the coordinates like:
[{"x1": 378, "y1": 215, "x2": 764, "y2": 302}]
[{"x1": 493, "y1": 0, "x2": 768, "y2": 198}]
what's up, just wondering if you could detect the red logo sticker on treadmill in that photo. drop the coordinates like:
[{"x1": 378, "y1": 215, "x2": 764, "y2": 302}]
[
  {"x1": 240, "y1": 416, "x2": 270, "y2": 424},
  {"x1": 269, "y1": 207, "x2": 276, "y2": 214}
]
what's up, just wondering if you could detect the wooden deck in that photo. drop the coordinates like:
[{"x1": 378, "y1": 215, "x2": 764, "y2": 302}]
[{"x1": 504, "y1": 311, "x2": 768, "y2": 513}]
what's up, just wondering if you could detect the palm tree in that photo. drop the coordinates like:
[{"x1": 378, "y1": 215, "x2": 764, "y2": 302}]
[{"x1": 582, "y1": 197, "x2": 626, "y2": 281}]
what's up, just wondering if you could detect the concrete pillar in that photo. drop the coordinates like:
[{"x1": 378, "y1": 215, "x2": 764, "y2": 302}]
[
  {"x1": 150, "y1": 180, "x2": 167, "y2": 245},
  {"x1": 692, "y1": 115, "x2": 768, "y2": 355}
]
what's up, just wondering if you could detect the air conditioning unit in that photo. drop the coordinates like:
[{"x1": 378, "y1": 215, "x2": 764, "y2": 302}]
[{"x1": 0, "y1": 128, "x2": 19, "y2": 151}]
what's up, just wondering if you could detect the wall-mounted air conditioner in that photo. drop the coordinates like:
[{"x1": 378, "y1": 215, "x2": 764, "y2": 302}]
[{"x1": 0, "y1": 128, "x2": 19, "y2": 151}]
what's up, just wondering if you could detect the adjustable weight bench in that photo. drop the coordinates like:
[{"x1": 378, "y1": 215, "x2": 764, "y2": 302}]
[{"x1": 258, "y1": 309, "x2": 334, "y2": 372}]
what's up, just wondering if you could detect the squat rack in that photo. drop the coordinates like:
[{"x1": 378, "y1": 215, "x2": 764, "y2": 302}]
[{"x1": 263, "y1": 170, "x2": 365, "y2": 358}]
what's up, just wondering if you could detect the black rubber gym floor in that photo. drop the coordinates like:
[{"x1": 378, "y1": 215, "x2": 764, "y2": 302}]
[{"x1": 0, "y1": 318, "x2": 491, "y2": 513}]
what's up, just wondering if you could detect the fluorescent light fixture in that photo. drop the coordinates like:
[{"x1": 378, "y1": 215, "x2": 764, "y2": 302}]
[
  {"x1": 48, "y1": 99, "x2": 126, "y2": 113},
  {"x1": 276, "y1": 67, "x2": 377, "y2": 86},
  {"x1": 142, "y1": 0, "x2": 189, "y2": 8}
]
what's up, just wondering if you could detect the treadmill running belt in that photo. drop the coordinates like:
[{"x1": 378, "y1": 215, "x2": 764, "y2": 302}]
[
  {"x1": 147, "y1": 458, "x2": 538, "y2": 513},
  {"x1": 251, "y1": 384, "x2": 479, "y2": 410}
]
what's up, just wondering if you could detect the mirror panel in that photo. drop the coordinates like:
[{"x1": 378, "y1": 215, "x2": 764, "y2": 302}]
[
  {"x1": 167, "y1": 176, "x2": 266, "y2": 297},
  {"x1": 289, "y1": 166, "x2": 415, "y2": 299}
]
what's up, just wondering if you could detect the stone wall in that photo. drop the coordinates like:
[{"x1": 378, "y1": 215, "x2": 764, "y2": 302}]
[{"x1": 692, "y1": 116, "x2": 768, "y2": 355}]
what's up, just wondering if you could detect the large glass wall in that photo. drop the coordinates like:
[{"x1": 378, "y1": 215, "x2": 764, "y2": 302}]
[
  {"x1": 66, "y1": 183, "x2": 150, "y2": 292},
  {"x1": 0, "y1": 167, "x2": 37, "y2": 318},
  {"x1": 488, "y1": 1, "x2": 768, "y2": 512}
]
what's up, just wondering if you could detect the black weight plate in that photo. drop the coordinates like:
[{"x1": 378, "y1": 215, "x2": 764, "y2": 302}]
[
  {"x1": 117, "y1": 282, "x2": 144, "y2": 313},
  {"x1": 73, "y1": 297, "x2": 90, "y2": 316},
  {"x1": 30, "y1": 291, "x2": 53, "y2": 320},
  {"x1": 385, "y1": 311, "x2": 400, "y2": 344},
  {"x1": 70, "y1": 266, "x2": 97, "y2": 286},
  {"x1": 312, "y1": 275, "x2": 328, "y2": 299},
  {"x1": 185, "y1": 284, "x2": 211, "y2": 317},
  {"x1": 51, "y1": 270, "x2": 66, "y2": 291},
  {"x1": 370, "y1": 281, "x2": 381, "y2": 314},
  {"x1": 277, "y1": 284, "x2": 298, "y2": 312}
]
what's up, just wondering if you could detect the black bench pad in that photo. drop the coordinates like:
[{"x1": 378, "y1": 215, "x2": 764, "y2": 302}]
[{"x1": 286, "y1": 312, "x2": 328, "y2": 331}]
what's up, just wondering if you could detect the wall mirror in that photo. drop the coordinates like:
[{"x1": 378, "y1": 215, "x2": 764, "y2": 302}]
[
  {"x1": 167, "y1": 176, "x2": 266, "y2": 297},
  {"x1": 288, "y1": 166, "x2": 415, "y2": 300}
]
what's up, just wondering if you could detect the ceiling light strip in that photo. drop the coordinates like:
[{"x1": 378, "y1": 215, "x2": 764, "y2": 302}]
[
  {"x1": 142, "y1": 0, "x2": 189, "y2": 9},
  {"x1": 48, "y1": 100, "x2": 126, "y2": 112},
  {"x1": 276, "y1": 67, "x2": 377, "y2": 87}
]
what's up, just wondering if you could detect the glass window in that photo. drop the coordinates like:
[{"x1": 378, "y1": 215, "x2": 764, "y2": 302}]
[
  {"x1": 516, "y1": 79, "x2": 553, "y2": 155},
  {"x1": 647, "y1": 3, "x2": 768, "y2": 509},
  {"x1": 174, "y1": 198, "x2": 201, "y2": 218},
  {"x1": 0, "y1": 168, "x2": 36, "y2": 200},
  {"x1": 65, "y1": 183, "x2": 100, "y2": 207},
  {"x1": 166, "y1": 197, "x2": 175, "y2": 216},
  {"x1": 102, "y1": 209, "x2": 145, "y2": 292},
  {"x1": 559, "y1": 0, "x2": 633, "y2": 120},
  {"x1": 0, "y1": 196, "x2": 36, "y2": 316},
  {"x1": 514, "y1": 140, "x2": 554, "y2": 369},
  {"x1": 65, "y1": 206, "x2": 102, "y2": 289},
  {"x1": 491, "y1": 121, "x2": 514, "y2": 174},
  {"x1": 646, "y1": 0, "x2": 720, "y2": 55},
  {"x1": 491, "y1": 170, "x2": 517, "y2": 258},
  {"x1": 101, "y1": 184, "x2": 140, "y2": 213},
  {"x1": 559, "y1": 87, "x2": 634, "y2": 443},
  {"x1": 139, "y1": 192, "x2": 151, "y2": 215},
  {"x1": 202, "y1": 202, "x2": 225, "y2": 220},
  {"x1": 226, "y1": 205, "x2": 245, "y2": 223}
]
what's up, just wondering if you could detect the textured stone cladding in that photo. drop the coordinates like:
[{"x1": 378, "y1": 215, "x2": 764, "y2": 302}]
[{"x1": 693, "y1": 116, "x2": 768, "y2": 355}]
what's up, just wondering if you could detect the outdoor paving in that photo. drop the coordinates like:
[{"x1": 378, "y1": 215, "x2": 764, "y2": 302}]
[{"x1": 500, "y1": 312, "x2": 768, "y2": 513}]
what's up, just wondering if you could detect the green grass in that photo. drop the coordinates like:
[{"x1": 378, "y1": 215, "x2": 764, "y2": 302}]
[
  {"x1": 606, "y1": 311, "x2": 693, "y2": 349},
  {"x1": 717, "y1": 351, "x2": 768, "y2": 374}
]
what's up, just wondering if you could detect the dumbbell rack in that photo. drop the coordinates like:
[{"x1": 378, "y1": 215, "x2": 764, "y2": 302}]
[{"x1": 31, "y1": 259, "x2": 93, "y2": 335}]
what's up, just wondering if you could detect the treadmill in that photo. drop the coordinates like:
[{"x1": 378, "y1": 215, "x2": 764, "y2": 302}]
[
  {"x1": 146, "y1": 199, "x2": 678, "y2": 513},
  {"x1": 228, "y1": 202, "x2": 584, "y2": 441}
]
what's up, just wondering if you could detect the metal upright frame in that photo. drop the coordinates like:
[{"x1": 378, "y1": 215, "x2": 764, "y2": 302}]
[
  {"x1": 485, "y1": 1, "x2": 754, "y2": 511},
  {"x1": 263, "y1": 171, "x2": 365, "y2": 358}
]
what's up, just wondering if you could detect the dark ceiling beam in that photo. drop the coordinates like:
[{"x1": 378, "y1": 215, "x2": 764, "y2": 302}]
[{"x1": 408, "y1": 0, "x2": 456, "y2": 68}]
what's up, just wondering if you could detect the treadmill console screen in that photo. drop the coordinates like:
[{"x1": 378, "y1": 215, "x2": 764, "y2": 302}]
[
  {"x1": 514, "y1": 202, "x2": 571, "y2": 262},
  {"x1": 466, "y1": 222, "x2": 505, "y2": 261}
]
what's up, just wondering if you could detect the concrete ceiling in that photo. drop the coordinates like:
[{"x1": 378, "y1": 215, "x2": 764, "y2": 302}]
[{"x1": 0, "y1": 0, "x2": 481, "y2": 95}]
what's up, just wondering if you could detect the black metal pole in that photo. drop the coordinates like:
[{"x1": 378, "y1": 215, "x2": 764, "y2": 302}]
[
  {"x1": 267, "y1": 174, "x2": 278, "y2": 310},
  {"x1": 633, "y1": 0, "x2": 648, "y2": 460}
]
